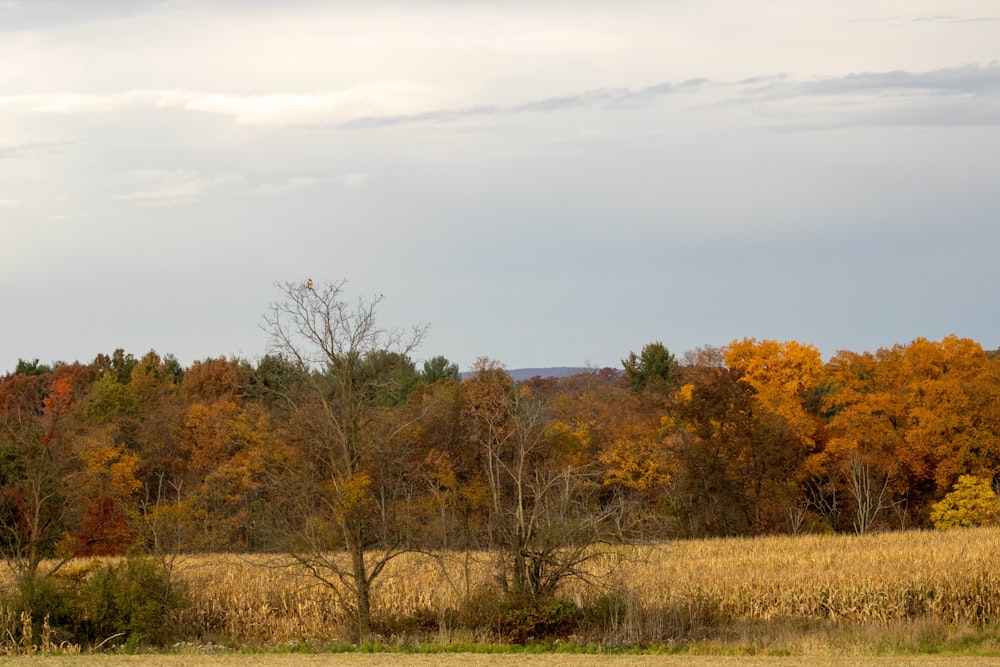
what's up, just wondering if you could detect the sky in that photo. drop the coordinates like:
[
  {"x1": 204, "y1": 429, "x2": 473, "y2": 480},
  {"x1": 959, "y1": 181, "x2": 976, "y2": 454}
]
[{"x1": 2, "y1": 0, "x2": 999, "y2": 373}]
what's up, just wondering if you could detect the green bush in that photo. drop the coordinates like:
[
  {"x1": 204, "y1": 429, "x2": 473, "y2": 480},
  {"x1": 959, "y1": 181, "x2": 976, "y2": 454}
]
[
  {"x1": 78, "y1": 556, "x2": 187, "y2": 648},
  {"x1": 497, "y1": 598, "x2": 581, "y2": 644},
  {"x1": 3, "y1": 574, "x2": 80, "y2": 645},
  {"x1": 583, "y1": 593, "x2": 627, "y2": 627}
]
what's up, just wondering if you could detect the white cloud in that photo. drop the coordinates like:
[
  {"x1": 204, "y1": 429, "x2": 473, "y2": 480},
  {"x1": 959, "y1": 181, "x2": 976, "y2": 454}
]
[
  {"x1": 446, "y1": 30, "x2": 624, "y2": 56},
  {"x1": 0, "y1": 198, "x2": 18, "y2": 206},
  {"x1": 113, "y1": 181, "x2": 202, "y2": 206},
  {"x1": 251, "y1": 174, "x2": 369, "y2": 195},
  {"x1": 112, "y1": 170, "x2": 242, "y2": 207},
  {"x1": 180, "y1": 83, "x2": 437, "y2": 126},
  {"x1": 336, "y1": 173, "x2": 370, "y2": 189},
  {"x1": 3, "y1": 83, "x2": 440, "y2": 126},
  {"x1": 252, "y1": 177, "x2": 320, "y2": 196},
  {"x1": 9, "y1": 62, "x2": 995, "y2": 136}
]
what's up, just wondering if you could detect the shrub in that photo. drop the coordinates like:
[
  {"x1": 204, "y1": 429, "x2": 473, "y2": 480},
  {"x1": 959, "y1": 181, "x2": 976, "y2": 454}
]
[
  {"x1": 497, "y1": 598, "x2": 581, "y2": 644},
  {"x1": 2, "y1": 574, "x2": 80, "y2": 646},
  {"x1": 78, "y1": 556, "x2": 188, "y2": 648}
]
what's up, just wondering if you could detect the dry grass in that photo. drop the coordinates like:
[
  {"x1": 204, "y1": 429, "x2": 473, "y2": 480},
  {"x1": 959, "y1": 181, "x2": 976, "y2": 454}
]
[
  {"x1": 170, "y1": 527, "x2": 1000, "y2": 644},
  {"x1": 4, "y1": 527, "x2": 1000, "y2": 649},
  {"x1": 5, "y1": 655, "x2": 1000, "y2": 667},
  {"x1": 620, "y1": 528, "x2": 1000, "y2": 626}
]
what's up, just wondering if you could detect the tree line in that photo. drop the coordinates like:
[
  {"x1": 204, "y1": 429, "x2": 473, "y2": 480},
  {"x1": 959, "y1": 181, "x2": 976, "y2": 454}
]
[{"x1": 3, "y1": 280, "x2": 1000, "y2": 640}]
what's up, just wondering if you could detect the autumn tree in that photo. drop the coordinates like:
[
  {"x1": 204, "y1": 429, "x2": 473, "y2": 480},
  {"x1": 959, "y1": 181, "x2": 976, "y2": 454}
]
[
  {"x1": 595, "y1": 399, "x2": 675, "y2": 536},
  {"x1": 91, "y1": 348, "x2": 138, "y2": 385},
  {"x1": 175, "y1": 399, "x2": 273, "y2": 551},
  {"x1": 822, "y1": 336, "x2": 1000, "y2": 525},
  {"x1": 665, "y1": 361, "x2": 806, "y2": 536},
  {"x1": 724, "y1": 338, "x2": 824, "y2": 452},
  {"x1": 86, "y1": 351, "x2": 190, "y2": 554},
  {"x1": 0, "y1": 364, "x2": 91, "y2": 577},
  {"x1": 181, "y1": 357, "x2": 249, "y2": 403},
  {"x1": 721, "y1": 338, "x2": 827, "y2": 531},
  {"x1": 261, "y1": 279, "x2": 427, "y2": 642},
  {"x1": 395, "y1": 378, "x2": 477, "y2": 550},
  {"x1": 67, "y1": 427, "x2": 141, "y2": 556}
]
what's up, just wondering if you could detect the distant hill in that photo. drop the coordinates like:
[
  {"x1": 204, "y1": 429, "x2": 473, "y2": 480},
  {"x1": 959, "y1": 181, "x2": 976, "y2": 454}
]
[
  {"x1": 506, "y1": 367, "x2": 594, "y2": 381},
  {"x1": 461, "y1": 367, "x2": 609, "y2": 381}
]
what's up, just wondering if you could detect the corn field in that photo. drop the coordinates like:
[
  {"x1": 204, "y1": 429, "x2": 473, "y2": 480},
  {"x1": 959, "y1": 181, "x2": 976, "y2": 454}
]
[
  {"x1": 5, "y1": 527, "x2": 1000, "y2": 646},
  {"x1": 175, "y1": 527, "x2": 1000, "y2": 643}
]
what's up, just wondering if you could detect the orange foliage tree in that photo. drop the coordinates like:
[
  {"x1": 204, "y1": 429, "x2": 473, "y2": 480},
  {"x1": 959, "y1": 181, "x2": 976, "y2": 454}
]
[{"x1": 823, "y1": 335, "x2": 1000, "y2": 525}]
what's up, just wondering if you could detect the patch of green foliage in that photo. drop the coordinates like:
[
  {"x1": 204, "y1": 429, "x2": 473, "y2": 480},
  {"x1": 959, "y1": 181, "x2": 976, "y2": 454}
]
[{"x1": 1, "y1": 554, "x2": 188, "y2": 651}]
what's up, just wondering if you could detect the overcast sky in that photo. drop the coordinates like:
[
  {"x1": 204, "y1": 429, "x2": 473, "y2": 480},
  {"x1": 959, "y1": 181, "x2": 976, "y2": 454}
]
[{"x1": 3, "y1": 0, "x2": 999, "y2": 373}]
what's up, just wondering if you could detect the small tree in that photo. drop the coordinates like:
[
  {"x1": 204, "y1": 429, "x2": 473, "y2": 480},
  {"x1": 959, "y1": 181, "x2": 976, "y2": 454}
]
[{"x1": 930, "y1": 475, "x2": 1000, "y2": 529}]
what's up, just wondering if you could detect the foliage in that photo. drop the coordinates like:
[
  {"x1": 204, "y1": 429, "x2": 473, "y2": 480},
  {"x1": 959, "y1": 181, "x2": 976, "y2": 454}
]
[
  {"x1": 2, "y1": 573, "x2": 80, "y2": 644},
  {"x1": 0, "y1": 556, "x2": 187, "y2": 650},
  {"x1": 77, "y1": 555, "x2": 187, "y2": 647},
  {"x1": 725, "y1": 337, "x2": 823, "y2": 450},
  {"x1": 462, "y1": 359, "x2": 621, "y2": 601},
  {"x1": 181, "y1": 357, "x2": 248, "y2": 402},
  {"x1": 822, "y1": 335, "x2": 1000, "y2": 526},
  {"x1": 247, "y1": 354, "x2": 302, "y2": 401},
  {"x1": 0, "y1": 368, "x2": 83, "y2": 577},
  {"x1": 13, "y1": 359, "x2": 53, "y2": 377},
  {"x1": 582, "y1": 592, "x2": 627, "y2": 627},
  {"x1": 12, "y1": 311, "x2": 1000, "y2": 648},
  {"x1": 89, "y1": 349, "x2": 138, "y2": 385},
  {"x1": 930, "y1": 475, "x2": 1000, "y2": 529},
  {"x1": 82, "y1": 373, "x2": 138, "y2": 425},
  {"x1": 497, "y1": 598, "x2": 581, "y2": 643}
]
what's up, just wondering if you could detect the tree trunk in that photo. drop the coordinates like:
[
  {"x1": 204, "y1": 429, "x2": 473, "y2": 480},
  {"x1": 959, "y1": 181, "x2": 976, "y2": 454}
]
[{"x1": 349, "y1": 536, "x2": 372, "y2": 642}]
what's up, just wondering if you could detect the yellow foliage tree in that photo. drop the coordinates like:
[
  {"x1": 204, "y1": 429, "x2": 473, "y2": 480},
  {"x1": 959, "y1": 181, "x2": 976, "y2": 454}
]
[
  {"x1": 599, "y1": 416, "x2": 673, "y2": 491},
  {"x1": 930, "y1": 475, "x2": 1000, "y2": 529}
]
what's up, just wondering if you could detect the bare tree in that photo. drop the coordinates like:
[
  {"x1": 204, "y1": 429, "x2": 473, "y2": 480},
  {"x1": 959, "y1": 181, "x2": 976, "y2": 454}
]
[
  {"x1": 806, "y1": 475, "x2": 839, "y2": 530},
  {"x1": 261, "y1": 279, "x2": 427, "y2": 641},
  {"x1": 782, "y1": 500, "x2": 808, "y2": 535},
  {"x1": 463, "y1": 361, "x2": 620, "y2": 601},
  {"x1": 846, "y1": 452, "x2": 895, "y2": 535}
]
